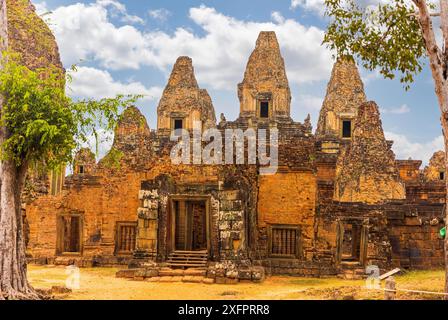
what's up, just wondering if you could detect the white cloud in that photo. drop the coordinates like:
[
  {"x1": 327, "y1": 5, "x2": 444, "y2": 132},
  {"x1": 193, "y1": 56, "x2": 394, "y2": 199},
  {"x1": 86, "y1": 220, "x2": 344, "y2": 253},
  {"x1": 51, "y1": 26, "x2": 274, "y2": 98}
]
[
  {"x1": 291, "y1": 0, "x2": 326, "y2": 14},
  {"x1": 33, "y1": 1, "x2": 49, "y2": 15},
  {"x1": 381, "y1": 104, "x2": 411, "y2": 114},
  {"x1": 44, "y1": 2, "x2": 333, "y2": 90},
  {"x1": 271, "y1": 11, "x2": 285, "y2": 24},
  {"x1": 67, "y1": 66, "x2": 162, "y2": 101},
  {"x1": 291, "y1": 0, "x2": 397, "y2": 16},
  {"x1": 97, "y1": 0, "x2": 144, "y2": 24},
  {"x1": 295, "y1": 94, "x2": 323, "y2": 111},
  {"x1": 148, "y1": 8, "x2": 171, "y2": 22},
  {"x1": 385, "y1": 131, "x2": 443, "y2": 165}
]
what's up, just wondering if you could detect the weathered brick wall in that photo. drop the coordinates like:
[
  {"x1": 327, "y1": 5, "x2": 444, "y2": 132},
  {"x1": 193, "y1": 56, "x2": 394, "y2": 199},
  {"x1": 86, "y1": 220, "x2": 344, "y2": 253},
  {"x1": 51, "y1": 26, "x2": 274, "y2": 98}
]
[
  {"x1": 256, "y1": 170, "x2": 316, "y2": 261},
  {"x1": 317, "y1": 202, "x2": 392, "y2": 270},
  {"x1": 387, "y1": 204, "x2": 445, "y2": 269},
  {"x1": 396, "y1": 160, "x2": 422, "y2": 184}
]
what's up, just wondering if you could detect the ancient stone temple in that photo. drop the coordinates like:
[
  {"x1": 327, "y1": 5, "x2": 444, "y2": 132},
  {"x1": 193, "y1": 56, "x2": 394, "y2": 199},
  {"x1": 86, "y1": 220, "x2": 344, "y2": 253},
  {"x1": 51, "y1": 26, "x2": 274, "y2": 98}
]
[{"x1": 24, "y1": 29, "x2": 446, "y2": 283}]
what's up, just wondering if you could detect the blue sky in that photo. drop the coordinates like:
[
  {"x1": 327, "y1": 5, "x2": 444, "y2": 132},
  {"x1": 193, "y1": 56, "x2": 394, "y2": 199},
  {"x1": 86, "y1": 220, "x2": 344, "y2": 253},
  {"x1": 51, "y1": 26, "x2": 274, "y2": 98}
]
[{"x1": 32, "y1": 0, "x2": 443, "y2": 164}]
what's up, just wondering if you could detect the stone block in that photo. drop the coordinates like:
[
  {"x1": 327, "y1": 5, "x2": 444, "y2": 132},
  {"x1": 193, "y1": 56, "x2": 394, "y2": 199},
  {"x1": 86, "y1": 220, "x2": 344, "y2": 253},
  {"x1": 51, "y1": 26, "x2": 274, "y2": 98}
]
[
  {"x1": 202, "y1": 278, "x2": 215, "y2": 284},
  {"x1": 225, "y1": 278, "x2": 239, "y2": 284},
  {"x1": 215, "y1": 277, "x2": 227, "y2": 284},
  {"x1": 146, "y1": 277, "x2": 161, "y2": 282},
  {"x1": 238, "y1": 269, "x2": 252, "y2": 280},
  {"x1": 159, "y1": 276, "x2": 174, "y2": 282},
  {"x1": 218, "y1": 221, "x2": 230, "y2": 231},
  {"x1": 220, "y1": 190, "x2": 239, "y2": 201},
  {"x1": 145, "y1": 268, "x2": 159, "y2": 277},
  {"x1": 51, "y1": 286, "x2": 72, "y2": 294},
  {"x1": 251, "y1": 266, "x2": 265, "y2": 282},
  {"x1": 184, "y1": 268, "x2": 206, "y2": 277},
  {"x1": 159, "y1": 269, "x2": 184, "y2": 277},
  {"x1": 116, "y1": 269, "x2": 138, "y2": 278},
  {"x1": 182, "y1": 276, "x2": 203, "y2": 283},
  {"x1": 148, "y1": 210, "x2": 158, "y2": 220}
]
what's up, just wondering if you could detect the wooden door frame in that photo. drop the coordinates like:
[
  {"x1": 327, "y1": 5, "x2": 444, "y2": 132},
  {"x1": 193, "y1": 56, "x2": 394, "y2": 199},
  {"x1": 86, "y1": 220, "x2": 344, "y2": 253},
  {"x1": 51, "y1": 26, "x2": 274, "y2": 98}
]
[{"x1": 168, "y1": 195, "x2": 211, "y2": 256}]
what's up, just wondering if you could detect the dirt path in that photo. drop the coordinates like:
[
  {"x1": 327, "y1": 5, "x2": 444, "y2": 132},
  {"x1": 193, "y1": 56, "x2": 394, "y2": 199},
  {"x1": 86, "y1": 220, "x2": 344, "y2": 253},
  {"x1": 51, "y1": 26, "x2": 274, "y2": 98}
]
[{"x1": 27, "y1": 265, "x2": 445, "y2": 300}]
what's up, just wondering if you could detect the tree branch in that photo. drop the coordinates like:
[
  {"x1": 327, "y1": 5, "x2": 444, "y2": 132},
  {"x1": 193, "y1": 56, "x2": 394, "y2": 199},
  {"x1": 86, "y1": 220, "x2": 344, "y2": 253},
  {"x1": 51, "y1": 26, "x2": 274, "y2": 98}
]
[
  {"x1": 412, "y1": 0, "x2": 448, "y2": 112},
  {"x1": 440, "y1": 0, "x2": 448, "y2": 68}
]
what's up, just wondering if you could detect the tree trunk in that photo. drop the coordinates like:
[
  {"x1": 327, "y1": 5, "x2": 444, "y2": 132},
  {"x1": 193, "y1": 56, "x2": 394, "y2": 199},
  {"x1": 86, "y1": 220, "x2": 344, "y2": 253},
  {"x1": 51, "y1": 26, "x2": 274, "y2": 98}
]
[
  {"x1": 0, "y1": 162, "x2": 37, "y2": 300},
  {"x1": 413, "y1": 0, "x2": 448, "y2": 296},
  {"x1": 0, "y1": 0, "x2": 37, "y2": 300}
]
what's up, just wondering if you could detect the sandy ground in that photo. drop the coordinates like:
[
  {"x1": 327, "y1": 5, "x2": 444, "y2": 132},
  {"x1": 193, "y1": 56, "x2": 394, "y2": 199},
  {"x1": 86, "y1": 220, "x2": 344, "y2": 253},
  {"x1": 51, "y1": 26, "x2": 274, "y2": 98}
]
[{"x1": 27, "y1": 265, "x2": 445, "y2": 300}]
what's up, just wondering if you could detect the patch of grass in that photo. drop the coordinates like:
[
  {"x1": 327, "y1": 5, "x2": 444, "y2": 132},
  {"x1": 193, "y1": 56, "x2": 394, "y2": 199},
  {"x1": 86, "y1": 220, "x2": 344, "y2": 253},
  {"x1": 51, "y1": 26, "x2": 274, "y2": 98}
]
[{"x1": 395, "y1": 269, "x2": 444, "y2": 292}]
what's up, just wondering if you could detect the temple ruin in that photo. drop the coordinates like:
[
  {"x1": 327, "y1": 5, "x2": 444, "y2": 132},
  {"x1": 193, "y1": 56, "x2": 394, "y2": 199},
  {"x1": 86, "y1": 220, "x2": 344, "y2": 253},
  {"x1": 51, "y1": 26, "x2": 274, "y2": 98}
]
[{"x1": 23, "y1": 29, "x2": 446, "y2": 283}]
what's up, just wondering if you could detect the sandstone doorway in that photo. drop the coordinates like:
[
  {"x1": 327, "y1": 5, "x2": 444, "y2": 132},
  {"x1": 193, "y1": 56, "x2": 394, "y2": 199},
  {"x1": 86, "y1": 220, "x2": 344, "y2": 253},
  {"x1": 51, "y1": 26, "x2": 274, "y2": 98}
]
[
  {"x1": 336, "y1": 220, "x2": 368, "y2": 265},
  {"x1": 172, "y1": 199, "x2": 207, "y2": 251}
]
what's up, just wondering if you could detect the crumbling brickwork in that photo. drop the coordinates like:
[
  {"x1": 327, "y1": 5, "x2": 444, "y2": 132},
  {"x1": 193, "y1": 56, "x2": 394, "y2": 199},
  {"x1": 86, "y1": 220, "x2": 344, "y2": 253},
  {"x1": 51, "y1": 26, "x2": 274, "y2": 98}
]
[{"x1": 334, "y1": 101, "x2": 406, "y2": 204}]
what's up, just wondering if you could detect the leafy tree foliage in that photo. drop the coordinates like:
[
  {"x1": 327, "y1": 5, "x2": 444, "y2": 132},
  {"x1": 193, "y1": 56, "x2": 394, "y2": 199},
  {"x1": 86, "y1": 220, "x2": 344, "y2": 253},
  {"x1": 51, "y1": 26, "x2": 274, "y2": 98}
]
[
  {"x1": 0, "y1": 53, "x2": 140, "y2": 170},
  {"x1": 324, "y1": 0, "x2": 428, "y2": 88}
]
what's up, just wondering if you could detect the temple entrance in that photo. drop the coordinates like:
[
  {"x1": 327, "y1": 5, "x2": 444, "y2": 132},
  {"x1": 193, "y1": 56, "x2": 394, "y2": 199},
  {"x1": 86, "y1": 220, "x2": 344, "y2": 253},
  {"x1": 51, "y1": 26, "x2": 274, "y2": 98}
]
[
  {"x1": 341, "y1": 223, "x2": 361, "y2": 261},
  {"x1": 172, "y1": 199, "x2": 208, "y2": 251},
  {"x1": 336, "y1": 219, "x2": 369, "y2": 265}
]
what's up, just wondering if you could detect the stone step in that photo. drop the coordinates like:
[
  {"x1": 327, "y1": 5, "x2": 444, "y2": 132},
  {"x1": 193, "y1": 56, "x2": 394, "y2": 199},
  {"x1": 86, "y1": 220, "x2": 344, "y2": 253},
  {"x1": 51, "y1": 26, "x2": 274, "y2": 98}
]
[
  {"x1": 169, "y1": 253, "x2": 208, "y2": 258},
  {"x1": 168, "y1": 257, "x2": 207, "y2": 262},
  {"x1": 166, "y1": 262, "x2": 207, "y2": 268},
  {"x1": 167, "y1": 250, "x2": 208, "y2": 268},
  {"x1": 146, "y1": 276, "x2": 214, "y2": 284},
  {"x1": 159, "y1": 268, "x2": 206, "y2": 277}
]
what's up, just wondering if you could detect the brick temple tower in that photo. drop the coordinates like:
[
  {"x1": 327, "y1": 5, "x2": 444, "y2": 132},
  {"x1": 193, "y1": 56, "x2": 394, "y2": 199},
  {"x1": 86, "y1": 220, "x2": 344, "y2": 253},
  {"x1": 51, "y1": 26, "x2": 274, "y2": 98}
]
[
  {"x1": 157, "y1": 56, "x2": 216, "y2": 136},
  {"x1": 237, "y1": 31, "x2": 292, "y2": 123},
  {"x1": 316, "y1": 57, "x2": 366, "y2": 153}
]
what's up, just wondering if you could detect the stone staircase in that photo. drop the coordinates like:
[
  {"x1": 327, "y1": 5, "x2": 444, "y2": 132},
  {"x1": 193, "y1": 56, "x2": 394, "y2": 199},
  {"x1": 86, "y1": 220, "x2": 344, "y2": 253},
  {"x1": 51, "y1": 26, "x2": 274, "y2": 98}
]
[{"x1": 166, "y1": 250, "x2": 208, "y2": 268}]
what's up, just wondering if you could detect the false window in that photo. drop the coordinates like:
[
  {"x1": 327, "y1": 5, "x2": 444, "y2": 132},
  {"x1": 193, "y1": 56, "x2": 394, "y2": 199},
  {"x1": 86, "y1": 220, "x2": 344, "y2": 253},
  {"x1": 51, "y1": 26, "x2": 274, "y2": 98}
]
[
  {"x1": 173, "y1": 118, "x2": 183, "y2": 130},
  {"x1": 57, "y1": 214, "x2": 82, "y2": 254},
  {"x1": 269, "y1": 225, "x2": 300, "y2": 258},
  {"x1": 342, "y1": 120, "x2": 352, "y2": 138},
  {"x1": 259, "y1": 101, "x2": 269, "y2": 118},
  {"x1": 115, "y1": 222, "x2": 137, "y2": 255}
]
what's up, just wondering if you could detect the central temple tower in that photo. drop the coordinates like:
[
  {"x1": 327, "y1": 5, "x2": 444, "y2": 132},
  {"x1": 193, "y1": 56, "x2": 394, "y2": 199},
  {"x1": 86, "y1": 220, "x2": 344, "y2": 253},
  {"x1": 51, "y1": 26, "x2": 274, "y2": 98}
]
[{"x1": 237, "y1": 31, "x2": 292, "y2": 123}]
